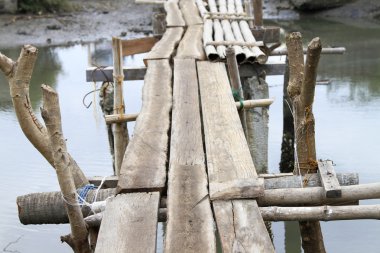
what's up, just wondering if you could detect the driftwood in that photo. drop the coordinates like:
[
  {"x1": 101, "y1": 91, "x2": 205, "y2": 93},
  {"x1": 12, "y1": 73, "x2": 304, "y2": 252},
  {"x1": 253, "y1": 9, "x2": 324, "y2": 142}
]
[
  {"x1": 40, "y1": 85, "x2": 91, "y2": 253},
  {"x1": 17, "y1": 172, "x2": 358, "y2": 225},
  {"x1": 112, "y1": 37, "x2": 129, "y2": 176},
  {"x1": 287, "y1": 32, "x2": 326, "y2": 253},
  {"x1": 0, "y1": 45, "x2": 88, "y2": 188}
]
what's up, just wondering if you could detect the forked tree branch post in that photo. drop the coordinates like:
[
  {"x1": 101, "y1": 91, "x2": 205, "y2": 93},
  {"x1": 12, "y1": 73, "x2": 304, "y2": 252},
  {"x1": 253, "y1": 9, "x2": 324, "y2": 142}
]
[
  {"x1": 41, "y1": 84, "x2": 91, "y2": 253},
  {"x1": 286, "y1": 32, "x2": 326, "y2": 253},
  {"x1": 0, "y1": 45, "x2": 88, "y2": 188}
]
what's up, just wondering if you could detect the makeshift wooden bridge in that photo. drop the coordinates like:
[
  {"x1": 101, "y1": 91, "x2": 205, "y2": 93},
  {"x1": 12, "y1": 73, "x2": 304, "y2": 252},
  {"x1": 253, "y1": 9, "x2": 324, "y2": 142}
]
[{"x1": 6, "y1": 0, "x2": 380, "y2": 253}]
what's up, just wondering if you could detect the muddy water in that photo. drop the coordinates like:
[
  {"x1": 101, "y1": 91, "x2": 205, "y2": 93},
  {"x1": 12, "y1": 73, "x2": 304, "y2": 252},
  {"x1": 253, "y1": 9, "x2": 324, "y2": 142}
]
[{"x1": 0, "y1": 17, "x2": 380, "y2": 252}]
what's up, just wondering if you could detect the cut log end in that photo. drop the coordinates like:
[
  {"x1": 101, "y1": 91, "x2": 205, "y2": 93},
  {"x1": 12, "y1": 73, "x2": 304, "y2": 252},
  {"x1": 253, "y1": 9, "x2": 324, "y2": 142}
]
[
  {"x1": 23, "y1": 45, "x2": 38, "y2": 54},
  {"x1": 256, "y1": 54, "x2": 268, "y2": 64},
  {"x1": 208, "y1": 53, "x2": 220, "y2": 62}
]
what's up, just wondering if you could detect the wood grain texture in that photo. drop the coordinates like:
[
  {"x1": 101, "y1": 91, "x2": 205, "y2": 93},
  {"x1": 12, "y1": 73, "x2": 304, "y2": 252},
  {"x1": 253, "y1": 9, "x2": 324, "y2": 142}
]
[
  {"x1": 318, "y1": 160, "x2": 342, "y2": 198},
  {"x1": 214, "y1": 200, "x2": 275, "y2": 252},
  {"x1": 165, "y1": 59, "x2": 215, "y2": 253},
  {"x1": 165, "y1": 0, "x2": 185, "y2": 27},
  {"x1": 86, "y1": 66, "x2": 146, "y2": 82},
  {"x1": 179, "y1": 0, "x2": 203, "y2": 25},
  {"x1": 117, "y1": 60, "x2": 172, "y2": 193},
  {"x1": 197, "y1": 61, "x2": 274, "y2": 252},
  {"x1": 176, "y1": 25, "x2": 206, "y2": 60},
  {"x1": 121, "y1": 37, "x2": 159, "y2": 56},
  {"x1": 95, "y1": 192, "x2": 160, "y2": 253},
  {"x1": 144, "y1": 28, "x2": 184, "y2": 62}
]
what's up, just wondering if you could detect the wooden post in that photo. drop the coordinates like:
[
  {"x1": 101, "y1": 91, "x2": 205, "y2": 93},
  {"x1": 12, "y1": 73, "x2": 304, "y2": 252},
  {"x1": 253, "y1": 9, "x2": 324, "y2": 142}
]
[
  {"x1": 112, "y1": 37, "x2": 129, "y2": 176},
  {"x1": 286, "y1": 32, "x2": 326, "y2": 253},
  {"x1": 226, "y1": 47, "x2": 247, "y2": 136},
  {"x1": 280, "y1": 57, "x2": 294, "y2": 173},
  {"x1": 41, "y1": 85, "x2": 91, "y2": 253},
  {"x1": 0, "y1": 45, "x2": 88, "y2": 188},
  {"x1": 253, "y1": 0, "x2": 263, "y2": 27}
]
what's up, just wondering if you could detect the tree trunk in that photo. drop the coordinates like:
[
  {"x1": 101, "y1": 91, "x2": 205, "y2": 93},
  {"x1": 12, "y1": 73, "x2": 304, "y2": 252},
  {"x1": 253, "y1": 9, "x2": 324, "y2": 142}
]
[
  {"x1": 0, "y1": 45, "x2": 88, "y2": 188},
  {"x1": 286, "y1": 32, "x2": 326, "y2": 253},
  {"x1": 41, "y1": 85, "x2": 91, "y2": 253}
]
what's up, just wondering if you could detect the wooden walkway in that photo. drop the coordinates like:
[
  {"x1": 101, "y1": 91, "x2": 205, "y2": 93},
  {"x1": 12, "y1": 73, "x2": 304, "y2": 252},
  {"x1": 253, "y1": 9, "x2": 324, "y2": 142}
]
[{"x1": 96, "y1": 0, "x2": 275, "y2": 252}]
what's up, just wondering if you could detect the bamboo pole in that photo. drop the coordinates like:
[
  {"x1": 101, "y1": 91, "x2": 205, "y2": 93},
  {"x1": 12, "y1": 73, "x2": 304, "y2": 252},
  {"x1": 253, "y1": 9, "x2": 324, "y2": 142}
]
[
  {"x1": 226, "y1": 47, "x2": 247, "y2": 135},
  {"x1": 252, "y1": 0, "x2": 263, "y2": 27},
  {"x1": 0, "y1": 46, "x2": 88, "y2": 188},
  {"x1": 286, "y1": 32, "x2": 326, "y2": 253},
  {"x1": 112, "y1": 37, "x2": 129, "y2": 176},
  {"x1": 105, "y1": 99, "x2": 274, "y2": 124},
  {"x1": 206, "y1": 41, "x2": 263, "y2": 47},
  {"x1": 205, "y1": 15, "x2": 255, "y2": 21},
  {"x1": 204, "y1": 19, "x2": 219, "y2": 61},
  {"x1": 271, "y1": 47, "x2": 346, "y2": 56},
  {"x1": 209, "y1": 0, "x2": 226, "y2": 58},
  {"x1": 239, "y1": 21, "x2": 267, "y2": 64},
  {"x1": 40, "y1": 85, "x2": 91, "y2": 253}
]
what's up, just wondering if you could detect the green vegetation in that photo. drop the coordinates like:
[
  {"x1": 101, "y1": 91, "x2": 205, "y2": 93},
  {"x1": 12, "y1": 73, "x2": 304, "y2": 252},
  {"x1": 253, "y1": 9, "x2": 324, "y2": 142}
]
[{"x1": 18, "y1": 0, "x2": 72, "y2": 13}]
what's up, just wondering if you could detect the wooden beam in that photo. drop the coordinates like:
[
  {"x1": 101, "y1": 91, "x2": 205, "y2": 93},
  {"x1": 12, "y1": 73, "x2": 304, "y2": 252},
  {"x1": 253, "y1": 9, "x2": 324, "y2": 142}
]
[
  {"x1": 165, "y1": 59, "x2": 216, "y2": 253},
  {"x1": 117, "y1": 60, "x2": 172, "y2": 193},
  {"x1": 86, "y1": 66, "x2": 146, "y2": 82},
  {"x1": 176, "y1": 25, "x2": 206, "y2": 60},
  {"x1": 144, "y1": 27, "x2": 184, "y2": 63},
  {"x1": 198, "y1": 61, "x2": 275, "y2": 252},
  {"x1": 253, "y1": 0, "x2": 263, "y2": 27},
  {"x1": 239, "y1": 62, "x2": 286, "y2": 76},
  {"x1": 318, "y1": 160, "x2": 342, "y2": 198},
  {"x1": 261, "y1": 205, "x2": 380, "y2": 221},
  {"x1": 105, "y1": 113, "x2": 139, "y2": 124},
  {"x1": 164, "y1": 0, "x2": 185, "y2": 27},
  {"x1": 121, "y1": 37, "x2": 159, "y2": 56},
  {"x1": 179, "y1": 0, "x2": 203, "y2": 25},
  {"x1": 95, "y1": 192, "x2": 160, "y2": 253}
]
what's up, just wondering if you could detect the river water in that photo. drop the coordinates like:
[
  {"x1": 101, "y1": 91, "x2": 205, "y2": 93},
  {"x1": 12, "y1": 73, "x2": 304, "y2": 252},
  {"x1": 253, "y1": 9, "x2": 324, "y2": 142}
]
[{"x1": 0, "y1": 17, "x2": 379, "y2": 252}]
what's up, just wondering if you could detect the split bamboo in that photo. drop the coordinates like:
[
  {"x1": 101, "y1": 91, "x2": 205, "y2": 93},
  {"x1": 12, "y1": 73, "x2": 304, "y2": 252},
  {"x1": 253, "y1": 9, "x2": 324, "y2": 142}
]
[{"x1": 41, "y1": 85, "x2": 91, "y2": 253}]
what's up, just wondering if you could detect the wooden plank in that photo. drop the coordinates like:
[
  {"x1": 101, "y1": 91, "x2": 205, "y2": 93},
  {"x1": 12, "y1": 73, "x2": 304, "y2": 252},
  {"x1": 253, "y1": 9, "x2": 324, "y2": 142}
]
[
  {"x1": 164, "y1": 0, "x2": 185, "y2": 27},
  {"x1": 318, "y1": 160, "x2": 342, "y2": 198},
  {"x1": 197, "y1": 61, "x2": 275, "y2": 252},
  {"x1": 86, "y1": 66, "x2": 146, "y2": 82},
  {"x1": 144, "y1": 28, "x2": 184, "y2": 62},
  {"x1": 95, "y1": 192, "x2": 160, "y2": 253},
  {"x1": 117, "y1": 60, "x2": 172, "y2": 193},
  {"x1": 210, "y1": 178, "x2": 264, "y2": 200},
  {"x1": 165, "y1": 59, "x2": 215, "y2": 253},
  {"x1": 121, "y1": 37, "x2": 159, "y2": 56},
  {"x1": 176, "y1": 25, "x2": 206, "y2": 60},
  {"x1": 179, "y1": 0, "x2": 203, "y2": 25},
  {"x1": 239, "y1": 62, "x2": 286, "y2": 76}
]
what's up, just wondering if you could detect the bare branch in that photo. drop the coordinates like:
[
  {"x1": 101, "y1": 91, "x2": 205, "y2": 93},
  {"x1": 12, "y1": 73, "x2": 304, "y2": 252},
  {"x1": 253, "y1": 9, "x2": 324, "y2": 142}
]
[
  {"x1": 0, "y1": 51, "x2": 15, "y2": 78},
  {"x1": 302, "y1": 37, "x2": 322, "y2": 109},
  {"x1": 285, "y1": 32, "x2": 304, "y2": 100}
]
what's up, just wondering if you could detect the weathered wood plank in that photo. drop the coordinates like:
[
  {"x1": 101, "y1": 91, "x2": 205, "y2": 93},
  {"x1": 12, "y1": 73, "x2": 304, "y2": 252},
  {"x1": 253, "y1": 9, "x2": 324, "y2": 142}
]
[
  {"x1": 95, "y1": 192, "x2": 160, "y2": 253},
  {"x1": 164, "y1": 0, "x2": 186, "y2": 27},
  {"x1": 197, "y1": 61, "x2": 275, "y2": 252},
  {"x1": 165, "y1": 59, "x2": 215, "y2": 253},
  {"x1": 117, "y1": 60, "x2": 172, "y2": 193},
  {"x1": 86, "y1": 66, "x2": 146, "y2": 82},
  {"x1": 210, "y1": 178, "x2": 264, "y2": 200},
  {"x1": 179, "y1": 0, "x2": 203, "y2": 25},
  {"x1": 121, "y1": 37, "x2": 159, "y2": 56},
  {"x1": 144, "y1": 28, "x2": 184, "y2": 62},
  {"x1": 318, "y1": 160, "x2": 342, "y2": 198},
  {"x1": 214, "y1": 200, "x2": 274, "y2": 252},
  {"x1": 176, "y1": 25, "x2": 206, "y2": 60}
]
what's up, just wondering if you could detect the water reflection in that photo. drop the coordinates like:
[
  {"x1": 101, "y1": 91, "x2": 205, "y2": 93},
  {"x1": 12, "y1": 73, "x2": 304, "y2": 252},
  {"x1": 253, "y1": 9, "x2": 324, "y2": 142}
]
[{"x1": 0, "y1": 47, "x2": 62, "y2": 110}]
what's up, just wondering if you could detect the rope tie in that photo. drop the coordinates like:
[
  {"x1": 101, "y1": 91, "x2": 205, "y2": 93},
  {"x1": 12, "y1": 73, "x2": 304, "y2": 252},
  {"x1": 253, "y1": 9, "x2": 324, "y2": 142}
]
[
  {"x1": 77, "y1": 184, "x2": 97, "y2": 205},
  {"x1": 232, "y1": 88, "x2": 244, "y2": 110}
]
